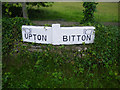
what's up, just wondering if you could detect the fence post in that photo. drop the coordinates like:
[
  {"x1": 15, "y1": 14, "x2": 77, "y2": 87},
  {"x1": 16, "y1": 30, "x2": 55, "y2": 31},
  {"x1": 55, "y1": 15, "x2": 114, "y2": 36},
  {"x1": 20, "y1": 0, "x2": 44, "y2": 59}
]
[{"x1": 52, "y1": 24, "x2": 60, "y2": 45}]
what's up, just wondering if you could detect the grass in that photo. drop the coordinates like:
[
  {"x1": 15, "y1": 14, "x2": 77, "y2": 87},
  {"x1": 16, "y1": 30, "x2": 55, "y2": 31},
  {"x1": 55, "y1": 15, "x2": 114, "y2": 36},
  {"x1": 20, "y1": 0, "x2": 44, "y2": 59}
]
[
  {"x1": 28, "y1": 2, "x2": 119, "y2": 22},
  {"x1": 2, "y1": 19, "x2": 120, "y2": 88},
  {"x1": 2, "y1": 16, "x2": 120, "y2": 88},
  {"x1": 95, "y1": 2, "x2": 118, "y2": 22},
  {"x1": 2, "y1": 45, "x2": 120, "y2": 88},
  {"x1": 28, "y1": 2, "x2": 84, "y2": 22}
]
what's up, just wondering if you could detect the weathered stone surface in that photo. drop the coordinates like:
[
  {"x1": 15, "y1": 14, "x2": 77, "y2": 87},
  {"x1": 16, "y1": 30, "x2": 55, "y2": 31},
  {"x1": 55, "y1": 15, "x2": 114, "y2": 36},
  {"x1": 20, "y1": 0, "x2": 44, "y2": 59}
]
[
  {"x1": 30, "y1": 46, "x2": 42, "y2": 49},
  {"x1": 28, "y1": 48, "x2": 42, "y2": 52},
  {"x1": 14, "y1": 41, "x2": 89, "y2": 59}
]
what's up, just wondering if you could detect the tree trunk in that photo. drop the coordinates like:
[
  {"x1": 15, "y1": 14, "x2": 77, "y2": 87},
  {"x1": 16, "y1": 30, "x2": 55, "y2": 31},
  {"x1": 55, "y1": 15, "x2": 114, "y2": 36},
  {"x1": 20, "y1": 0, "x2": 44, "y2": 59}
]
[{"x1": 22, "y1": 2, "x2": 28, "y2": 19}]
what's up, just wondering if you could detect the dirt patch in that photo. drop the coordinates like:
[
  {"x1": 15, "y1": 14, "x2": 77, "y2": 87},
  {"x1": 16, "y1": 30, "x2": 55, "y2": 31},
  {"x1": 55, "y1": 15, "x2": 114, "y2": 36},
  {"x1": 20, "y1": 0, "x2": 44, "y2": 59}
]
[
  {"x1": 32, "y1": 20, "x2": 120, "y2": 26},
  {"x1": 32, "y1": 20, "x2": 80, "y2": 26}
]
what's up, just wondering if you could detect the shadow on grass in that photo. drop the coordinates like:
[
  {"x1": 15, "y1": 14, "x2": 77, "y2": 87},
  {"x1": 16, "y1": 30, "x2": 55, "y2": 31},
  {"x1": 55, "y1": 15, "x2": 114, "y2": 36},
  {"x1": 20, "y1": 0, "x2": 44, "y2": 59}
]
[{"x1": 28, "y1": 8, "x2": 83, "y2": 22}]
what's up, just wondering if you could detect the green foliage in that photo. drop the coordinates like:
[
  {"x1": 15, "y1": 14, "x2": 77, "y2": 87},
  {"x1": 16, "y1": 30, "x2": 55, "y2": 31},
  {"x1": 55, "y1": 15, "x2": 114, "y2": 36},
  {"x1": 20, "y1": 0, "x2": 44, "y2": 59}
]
[
  {"x1": 2, "y1": 72, "x2": 12, "y2": 88},
  {"x1": 81, "y1": 2, "x2": 98, "y2": 23},
  {"x1": 27, "y1": 2, "x2": 53, "y2": 8},
  {"x1": 2, "y1": 17, "x2": 120, "y2": 88},
  {"x1": 2, "y1": 17, "x2": 32, "y2": 56},
  {"x1": 2, "y1": 2, "x2": 54, "y2": 17}
]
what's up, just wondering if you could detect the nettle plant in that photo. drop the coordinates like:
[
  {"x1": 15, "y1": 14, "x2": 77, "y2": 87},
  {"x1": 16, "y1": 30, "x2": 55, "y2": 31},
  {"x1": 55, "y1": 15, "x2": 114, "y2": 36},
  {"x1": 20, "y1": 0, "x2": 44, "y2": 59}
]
[{"x1": 81, "y1": 2, "x2": 98, "y2": 23}]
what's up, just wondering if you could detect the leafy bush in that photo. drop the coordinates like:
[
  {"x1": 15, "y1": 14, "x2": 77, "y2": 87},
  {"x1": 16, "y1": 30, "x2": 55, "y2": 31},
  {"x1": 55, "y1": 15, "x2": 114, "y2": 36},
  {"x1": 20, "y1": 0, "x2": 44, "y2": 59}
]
[
  {"x1": 81, "y1": 2, "x2": 98, "y2": 23},
  {"x1": 2, "y1": 2, "x2": 54, "y2": 17},
  {"x1": 2, "y1": 20, "x2": 120, "y2": 88},
  {"x1": 2, "y1": 17, "x2": 32, "y2": 56},
  {"x1": 93, "y1": 25, "x2": 119, "y2": 65}
]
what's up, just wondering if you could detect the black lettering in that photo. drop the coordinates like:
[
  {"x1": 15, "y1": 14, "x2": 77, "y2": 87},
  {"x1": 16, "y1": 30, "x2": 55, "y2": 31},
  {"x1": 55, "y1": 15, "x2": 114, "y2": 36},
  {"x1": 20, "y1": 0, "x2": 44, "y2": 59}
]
[
  {"x1": 69, "y1": 35, "x2": 70, "y2": 41},
  {"x1": 33, "y1": 34, "x2": 36, "y2": 40},
  {"x1": 42, "y1": 35, "x2": 47, "y2": 41},
  {"x1": 63, "y1": 35, "x2": 68, "y2": 42},
  {"x1": 37, "y1": 35, "x2": 41, "y2": 40},
  {"x1": 86, "y1": 35, "x2": 91, "y2": 41},
  {"x1": 25, "y1": 34, "x2": 28, "y2": 39},
  {"x1": 29, "y1": 34, "x2": 32, "y2": 39},
  {"x1": 71, "y1": 35, "x2": 75, "y2": 41},
  {"x1": 77, "y1": 35, "x2": 81, "y2": 41},
  {"x1": 82, "y1": 35, "x2": 86, "y2": 41}
]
